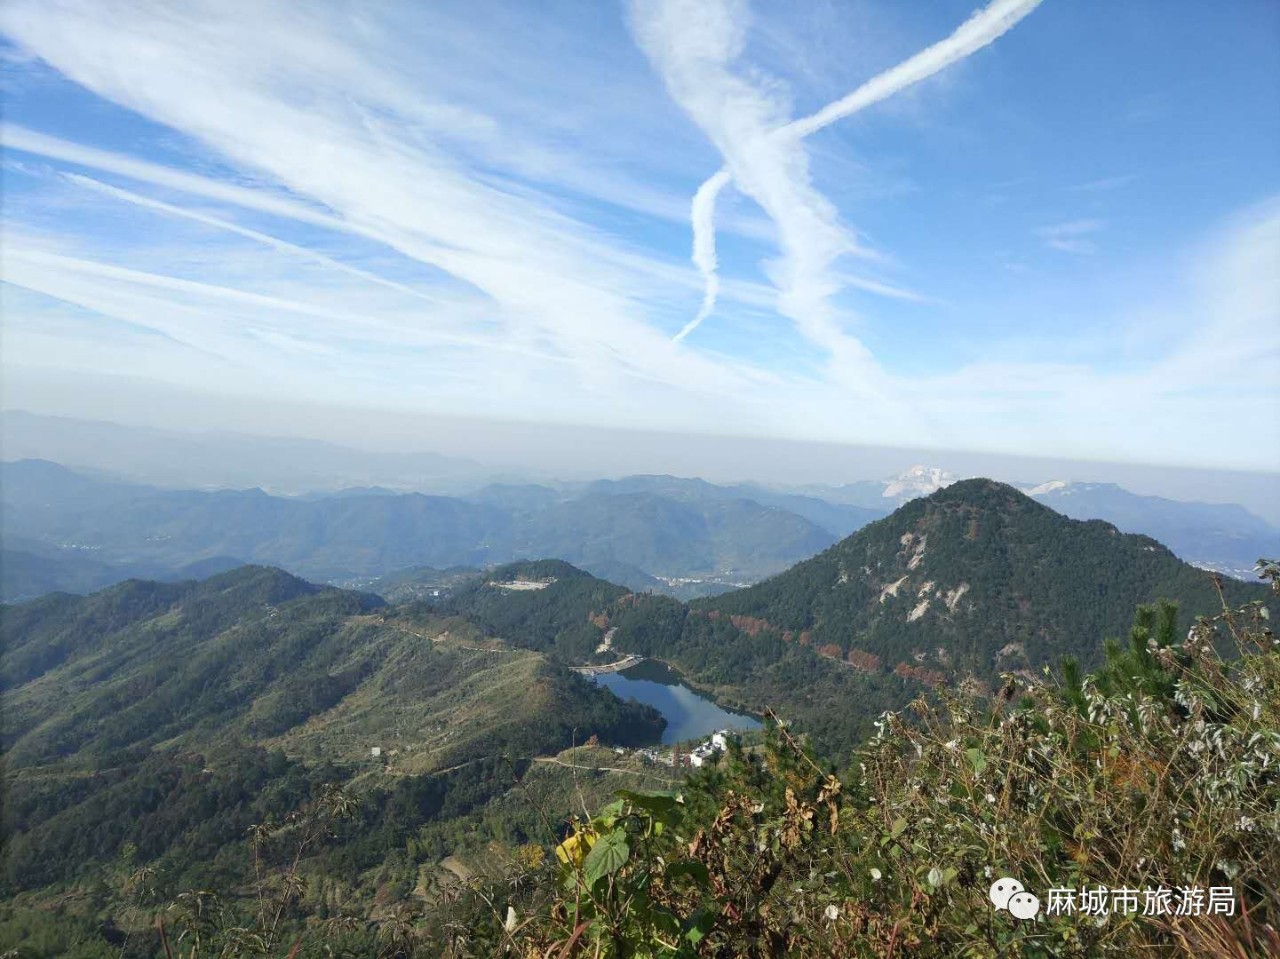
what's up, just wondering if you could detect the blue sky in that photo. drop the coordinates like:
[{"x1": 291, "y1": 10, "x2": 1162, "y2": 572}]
[{"x1": 1, "y1": 0, "x2": 1277, "y2": 470}]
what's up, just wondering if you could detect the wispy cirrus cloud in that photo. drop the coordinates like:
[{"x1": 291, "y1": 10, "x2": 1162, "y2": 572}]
[
  {"x1": 629, "y1": 0, "x2": 883, "y2": 388},
  {"x1": 1068, "y1": 174, "x2": 1136, "y2": 193},
  {"x1": 62, "y1": 172, "x2": 444, "y2": 303},
  {"x1": 0, "y1": 2, "x2": 757, "y2": 409},
  {"x1": 1036, "y1": 218, "x2": 1106, "y2": 254}
]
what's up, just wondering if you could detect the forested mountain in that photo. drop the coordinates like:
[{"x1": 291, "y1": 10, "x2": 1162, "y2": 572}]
[
  {"x1": 0, "y1": 546, "x2": 133, "y2": 601},
  {"x1": 418, "y1": 484, "x2": 1272, "y2": 754},
  {"x1": 0, "y1": 542, "x2": 245, "y2": 604},
  {"x1": 577, "y1": 475, "x2": 885, "y2": 537},
  {"x1": 432, "y1": 560, "x2": 629, "y2": 662},
  {"x1": 589, "y1": 481, "x2": 1273, "y2": 751},
  {"x1": 1, "y1": 566, "x2": 664, "y2": 900},
  {"x1": 696, "y1": 479, "x2": 1267, "y2": 676},
  {"x1": 521, "y1": 492, "x2": 836, "y2": 584}
]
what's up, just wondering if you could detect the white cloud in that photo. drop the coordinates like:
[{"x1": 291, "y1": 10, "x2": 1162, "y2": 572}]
[
  {"x1": 62, "y1": 172, "x2": 443, "y2": 303},
  {"x1": 629, "y1": 0, "x2": 885, "y2": 392},
  {"x1": 0, "y1": 2, "x2": 762, "y2": 404}
]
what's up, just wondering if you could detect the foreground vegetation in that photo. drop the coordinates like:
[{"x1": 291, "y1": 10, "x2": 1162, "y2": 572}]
[{"x1": 476, "y1": 565, "x2": 1279, "y2": 958}]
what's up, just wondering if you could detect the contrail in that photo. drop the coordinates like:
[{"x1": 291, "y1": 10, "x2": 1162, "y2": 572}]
[
  {"x1": 673, "y1": 169, "x2": 731, "y2": 342},
  {"x1": 676, "y1": 0, "x2": 1043, "y2": 342},
  {"x1": 65, "y1": 173, "x2": 438, "y2": 303}
]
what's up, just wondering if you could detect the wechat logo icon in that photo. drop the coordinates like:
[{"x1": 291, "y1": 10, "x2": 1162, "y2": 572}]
[{"x1": 990, "y1": 877, "x2": 1041, "y2": 920}]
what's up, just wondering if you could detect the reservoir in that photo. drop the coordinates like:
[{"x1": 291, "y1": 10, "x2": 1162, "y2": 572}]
[{"x1": 594, "y1": 659, "x2": 762, "y2": 745}]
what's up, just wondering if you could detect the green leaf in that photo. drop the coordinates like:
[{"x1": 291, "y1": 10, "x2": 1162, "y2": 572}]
[
  {"x1": 684, "y1": 908, "x2": 714, "y2": 945},
  {"x1": 965, "y1": 748, "x2": 987, "y2": 775},
  {"x1": 582, "y1": 829, "x2": 629, "y2": 887},
  {"x1": 890, "y1": 817, "x2": 907, "y2": 839}
]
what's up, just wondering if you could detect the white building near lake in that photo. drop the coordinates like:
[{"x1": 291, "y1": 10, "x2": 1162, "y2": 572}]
[{"x1": 688, "y1": 730, "x2": 730, "y2": 767}]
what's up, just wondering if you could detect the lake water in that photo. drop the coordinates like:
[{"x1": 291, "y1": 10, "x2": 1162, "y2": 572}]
[{"x1": 594, "y1": 659, "x2": 761, "y2": 745}]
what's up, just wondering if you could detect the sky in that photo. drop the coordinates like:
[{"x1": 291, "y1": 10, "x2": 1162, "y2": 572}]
[{"x1": 1, "y1": 0, "x2": 1278, "y2": 473}]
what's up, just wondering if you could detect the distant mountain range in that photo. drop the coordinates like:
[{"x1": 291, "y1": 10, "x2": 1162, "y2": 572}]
[
  {"x1": 4, "y1": 456, "x2": 1276, "y2": 604},
  {"x1": 0, "y1": 461, "x2": 862, "y2": 601},
  {"x1": 7, "y1": 480, "x2": 1266, "y2": 770},
  {"x1": 1023, "y1": 480, "x2": 1277, "y2": 579}
]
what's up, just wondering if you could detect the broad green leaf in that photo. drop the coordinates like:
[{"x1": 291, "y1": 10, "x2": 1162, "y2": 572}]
[{"x1": 582, "y1": 829, "x2": 629, "y2": 887}]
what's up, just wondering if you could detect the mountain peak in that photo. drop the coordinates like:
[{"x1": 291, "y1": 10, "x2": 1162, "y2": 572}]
[
  {"x1": 170, "y1": 564, "x2": 353, "y2": 613},
  {"x1": 926, "y1": 476, "x2": 1033, "y2": 506},
  {"x1": 700, "y1": 479, "x2": 1268, "y2": 679}
]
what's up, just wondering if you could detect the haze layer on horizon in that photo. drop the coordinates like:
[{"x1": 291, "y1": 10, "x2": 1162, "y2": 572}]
[
  {"x1": 4, "y1": 371, "x2": 1278, "y2": 526},
  {"x1": 1, "y1": 1, "x2": 1277, "y2": 477}
]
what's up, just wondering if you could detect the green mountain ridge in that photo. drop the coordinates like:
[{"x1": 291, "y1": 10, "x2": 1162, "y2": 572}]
[
  {"x1": 694, "y1": 478, "x2": 1266, "y2": 671},
  {"x1": 1, "y1": 565, "x2": 665, "y2": 900}
]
